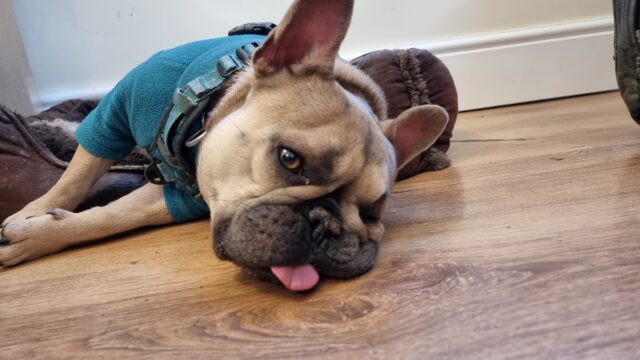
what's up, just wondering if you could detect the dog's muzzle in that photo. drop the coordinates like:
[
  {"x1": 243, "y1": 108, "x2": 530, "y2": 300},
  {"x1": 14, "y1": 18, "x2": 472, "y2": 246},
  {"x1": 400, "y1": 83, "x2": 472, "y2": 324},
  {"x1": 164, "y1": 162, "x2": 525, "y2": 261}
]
[{"x1": 213, "y1": 198, "x2": 378, "y2": 291}]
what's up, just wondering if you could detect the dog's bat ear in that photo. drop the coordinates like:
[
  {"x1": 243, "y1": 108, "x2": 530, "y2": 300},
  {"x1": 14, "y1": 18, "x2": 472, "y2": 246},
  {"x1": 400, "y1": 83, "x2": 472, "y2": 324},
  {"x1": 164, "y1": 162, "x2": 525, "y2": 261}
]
[
  {"x1": 252, "y1": 0, "x2": 354, "y2": 77},
  {"x1": 381, "y1": 105, "x2": 449, "y2": 170}
]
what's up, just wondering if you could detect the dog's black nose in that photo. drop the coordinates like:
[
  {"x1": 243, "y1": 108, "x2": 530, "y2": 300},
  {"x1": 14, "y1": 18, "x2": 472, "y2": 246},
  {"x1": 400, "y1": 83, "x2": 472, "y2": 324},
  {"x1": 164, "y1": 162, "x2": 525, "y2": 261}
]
[
  {"x1": 301, "y1": 197, "x2": 379, "y2": 279},
  {"x1": 299, "y1": 197, "x2": 343, "y2": 244}
]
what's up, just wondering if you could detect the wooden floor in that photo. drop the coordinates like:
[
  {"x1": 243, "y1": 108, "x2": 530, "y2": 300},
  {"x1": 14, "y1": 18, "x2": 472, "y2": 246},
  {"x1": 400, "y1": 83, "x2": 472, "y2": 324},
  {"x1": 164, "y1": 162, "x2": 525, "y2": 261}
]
[{"x1": 1, "y1": 92, "x2": 639, "y2": 359}]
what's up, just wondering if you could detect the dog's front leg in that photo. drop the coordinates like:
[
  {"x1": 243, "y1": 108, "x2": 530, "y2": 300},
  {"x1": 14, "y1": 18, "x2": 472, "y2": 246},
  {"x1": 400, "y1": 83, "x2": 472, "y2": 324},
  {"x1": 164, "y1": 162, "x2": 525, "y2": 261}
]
[
  {"x1": 0, "y1": 183, "x2": 172, "y2": 267},
  {"x1": 2, "y1": 145, "x2": 114, "y2": 226}
]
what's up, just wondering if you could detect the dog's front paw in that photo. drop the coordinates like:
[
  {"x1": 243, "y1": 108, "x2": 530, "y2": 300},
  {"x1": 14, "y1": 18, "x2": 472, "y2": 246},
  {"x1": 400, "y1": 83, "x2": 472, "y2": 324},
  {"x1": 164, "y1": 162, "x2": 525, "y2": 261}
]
[{"x1": 0, "y1": 209, "x2": 72, "y2": 267}]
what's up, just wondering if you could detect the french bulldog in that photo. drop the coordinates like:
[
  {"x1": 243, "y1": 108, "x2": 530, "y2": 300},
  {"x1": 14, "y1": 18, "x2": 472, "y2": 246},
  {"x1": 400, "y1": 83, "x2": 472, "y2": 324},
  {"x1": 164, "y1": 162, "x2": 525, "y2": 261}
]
[{"x1": 0, "y1": 0, "x2": 449, "y2": 291}]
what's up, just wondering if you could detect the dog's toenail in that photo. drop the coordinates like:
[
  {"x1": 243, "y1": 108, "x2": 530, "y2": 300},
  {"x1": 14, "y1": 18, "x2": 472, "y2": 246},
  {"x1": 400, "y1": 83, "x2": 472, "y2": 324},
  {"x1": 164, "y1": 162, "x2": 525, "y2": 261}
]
[{"x1": 0, "y1": 226, "x2": 9, "y2": 245}]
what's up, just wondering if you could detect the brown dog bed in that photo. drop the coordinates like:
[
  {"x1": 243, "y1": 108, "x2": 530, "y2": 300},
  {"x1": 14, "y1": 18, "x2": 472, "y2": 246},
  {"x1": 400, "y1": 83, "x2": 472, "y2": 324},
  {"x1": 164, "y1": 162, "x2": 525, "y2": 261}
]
[{"x1": 0, "y1": 48, "x2": 457, "y2": 222}]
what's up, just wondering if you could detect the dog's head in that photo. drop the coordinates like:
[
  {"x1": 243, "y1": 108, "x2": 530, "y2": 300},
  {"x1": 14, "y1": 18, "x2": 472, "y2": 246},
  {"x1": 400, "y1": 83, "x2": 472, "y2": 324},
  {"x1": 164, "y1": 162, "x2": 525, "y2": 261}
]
[{"x1": 197, "y1": 0, "x2": 448, "y2": 290}]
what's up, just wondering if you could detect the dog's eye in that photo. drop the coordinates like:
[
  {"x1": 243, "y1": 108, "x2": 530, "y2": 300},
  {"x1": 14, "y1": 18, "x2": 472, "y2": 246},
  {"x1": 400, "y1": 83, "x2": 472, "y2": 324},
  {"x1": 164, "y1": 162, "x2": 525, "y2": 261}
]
[{"x1": 278, "y1": 147, "x2": 302, "y2": 171}]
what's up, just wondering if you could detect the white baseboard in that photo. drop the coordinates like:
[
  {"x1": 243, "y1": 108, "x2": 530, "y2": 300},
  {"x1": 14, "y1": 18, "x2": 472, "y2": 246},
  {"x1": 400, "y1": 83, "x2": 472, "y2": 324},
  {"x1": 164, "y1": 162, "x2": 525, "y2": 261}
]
[
  {"x1": 37, "y1": 17, "x2": 617, "y2": 112},
  {"x1": 431, "y1": 18, "x2": 617, "y2": 111},
  {"x1": 344, "y1": 17, "x2": 617, "y2": 111}
]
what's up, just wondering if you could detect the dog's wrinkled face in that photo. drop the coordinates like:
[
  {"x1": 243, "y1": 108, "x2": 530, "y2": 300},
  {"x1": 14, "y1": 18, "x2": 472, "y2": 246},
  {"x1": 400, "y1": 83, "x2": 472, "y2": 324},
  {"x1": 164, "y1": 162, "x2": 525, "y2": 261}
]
[
  {"x1": 196, "y1": 0, "x2": 448, "y2": 291},
  {"x1": 199, "y1": 71, "x2": 394, "y2": 290}
]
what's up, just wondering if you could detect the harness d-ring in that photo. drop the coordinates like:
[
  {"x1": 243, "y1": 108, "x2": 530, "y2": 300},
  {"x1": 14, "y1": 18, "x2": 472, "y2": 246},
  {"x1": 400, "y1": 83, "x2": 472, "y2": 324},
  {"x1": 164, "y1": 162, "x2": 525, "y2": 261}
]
[
  {"x1": 144, "y1": 159, "x2": 166, "y2": 185},
  {"x1": 186, "y1": 128, "x2": 207, "y2": 148}
]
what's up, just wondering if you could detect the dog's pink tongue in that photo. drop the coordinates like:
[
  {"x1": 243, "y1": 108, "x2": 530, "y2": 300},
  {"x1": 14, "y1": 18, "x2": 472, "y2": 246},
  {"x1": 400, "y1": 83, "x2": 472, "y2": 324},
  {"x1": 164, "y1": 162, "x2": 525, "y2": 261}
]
[{"x1": 271, "y1": 264, "x2": 319, "y2": 291}]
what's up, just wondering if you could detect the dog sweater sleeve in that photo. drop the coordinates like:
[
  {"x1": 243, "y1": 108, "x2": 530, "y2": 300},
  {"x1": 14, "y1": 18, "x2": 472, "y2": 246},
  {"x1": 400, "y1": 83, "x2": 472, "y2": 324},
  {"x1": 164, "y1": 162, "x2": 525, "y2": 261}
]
[{"x1": 75, "y1": 75, "x2": 137, "y2": 160}]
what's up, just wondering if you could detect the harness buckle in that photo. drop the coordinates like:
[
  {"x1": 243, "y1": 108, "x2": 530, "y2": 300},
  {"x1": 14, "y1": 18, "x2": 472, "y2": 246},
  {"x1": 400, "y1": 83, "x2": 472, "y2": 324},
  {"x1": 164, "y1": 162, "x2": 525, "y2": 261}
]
[{"x1": 228, "y1": 22, "x2": 276, "y2": 36}]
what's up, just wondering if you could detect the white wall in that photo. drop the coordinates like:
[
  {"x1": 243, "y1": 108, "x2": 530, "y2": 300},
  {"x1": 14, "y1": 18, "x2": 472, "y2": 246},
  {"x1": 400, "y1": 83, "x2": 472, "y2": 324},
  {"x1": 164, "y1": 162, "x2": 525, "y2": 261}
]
[
  {"x1": 0, "y1": 0, "x2": 39, "y2": 114},
  {"x1": 11, "y1": 0, "x2": 614, "y2": 110}
]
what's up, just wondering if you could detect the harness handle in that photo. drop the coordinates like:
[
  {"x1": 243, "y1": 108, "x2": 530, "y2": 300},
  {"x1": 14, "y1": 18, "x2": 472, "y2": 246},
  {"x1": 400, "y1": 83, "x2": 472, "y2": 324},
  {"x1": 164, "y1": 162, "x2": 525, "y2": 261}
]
[{"x1": 228, "y1": 22, "x2": 276, "y2": 36}]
